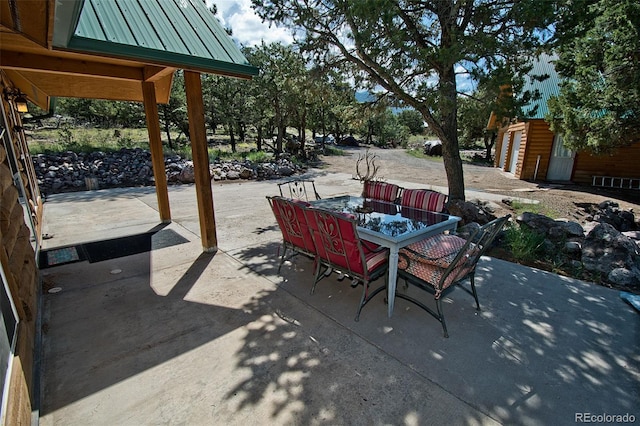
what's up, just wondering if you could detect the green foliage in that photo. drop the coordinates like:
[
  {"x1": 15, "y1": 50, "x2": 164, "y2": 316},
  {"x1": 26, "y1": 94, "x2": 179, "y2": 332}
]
[
  {"x1": 322, "y1": 146, "x2": 345, "y2": 156},
  {"x1": 245, "y1": 151, "x2": 272, "y2": 163},
  {"x1": 252, "y1": 0, "x2": 557, "y2": 201},
  {"x1": 56, "y1": 98, "x2": 145, "y2": 128},
  {"x1": 547, "y1": 0, "x2": 640, "y2": 153},
  {"x1": 405, "y1": 148, "x2": 443, "y2": 163},
  {"x1": 379, "y1": 112, "x2": 409, "y2": 148},
  {"x1": 508, "y1": 200, "x2": 559, "y2": 219},
  {"x1": 504, "y1": 224, "x2": 546, "y2": 263},
  {"x1": 457, "y1": 95, "x2": 492, "y2": 149},
  {"x1": 397, "y1": 109, "x2": 424, "y2": 135},
  {"x1": 159, "y1": 70, "x2": 189, "y2": 149}
]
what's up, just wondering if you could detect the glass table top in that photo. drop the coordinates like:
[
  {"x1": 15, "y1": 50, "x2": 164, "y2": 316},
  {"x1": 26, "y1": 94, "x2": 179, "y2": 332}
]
[{"x1": 311, "y1": 196, "x2": 454, "y2": 239}]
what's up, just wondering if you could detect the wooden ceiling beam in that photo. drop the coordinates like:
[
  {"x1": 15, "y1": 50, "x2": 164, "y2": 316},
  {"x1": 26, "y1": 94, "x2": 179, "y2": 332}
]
[
  {"x1": 16, "y1": 71, "x2": 144, "y2": 102},
  {"x1": 3, "y1": 69, "x2": 49, "y2": 110},
  {"x1": 144, "y1": 66, "x2": 176, "y2": 82},
  {"x1": 0, "y1": 50, "x2": 146, "y2": 82},
  {"x1": 0, "y1": 0, "x2": 49, "y2": 47}
]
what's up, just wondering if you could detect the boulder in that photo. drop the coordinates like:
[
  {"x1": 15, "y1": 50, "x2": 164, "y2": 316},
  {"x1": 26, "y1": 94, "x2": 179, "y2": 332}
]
[
  {"x1": 33, "y1": 148, "x2": 307, "y2": 193},
  {"x1": 608, "y1": 268, "x2": 640, "y2": 287},
  {"x1": 581, "y1": 223, "x2": 640, "y2": 284},
  {"x1": 447, "y1": 199, "x2": 497, "y2": 225},
  {"x1": 423, "y1": 140, "x2": 442, "y2": 156},
  {"x1": 517, "y1": 212, "x2": 584, "y2": 239},
  {"x1": 178, "y1": 164, "x2": 195, "y2": 183}
]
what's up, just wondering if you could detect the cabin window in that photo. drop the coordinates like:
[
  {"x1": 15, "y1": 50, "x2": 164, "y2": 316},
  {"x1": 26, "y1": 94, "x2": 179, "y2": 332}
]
[{"x1": 552, "y1": 134, "x2": 573, "y2": 158}]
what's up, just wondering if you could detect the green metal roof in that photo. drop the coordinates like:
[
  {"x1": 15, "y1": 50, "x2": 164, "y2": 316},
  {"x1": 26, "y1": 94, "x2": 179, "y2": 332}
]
[
  {"x1": 55, "y1": 0, "x2": 258, "y2": 78},
  {"x1": 521, "y1": 53, "x2": 561, "y2": 119}
]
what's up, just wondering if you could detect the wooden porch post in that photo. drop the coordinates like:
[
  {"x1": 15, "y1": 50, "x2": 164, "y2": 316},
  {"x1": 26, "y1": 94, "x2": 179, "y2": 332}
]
[
  {"x1": 184, "y1": 71, "x2": 217, "y2": 252},
  {"x1": 142, "y1": 81, "x2": 171, "y2": 223}
]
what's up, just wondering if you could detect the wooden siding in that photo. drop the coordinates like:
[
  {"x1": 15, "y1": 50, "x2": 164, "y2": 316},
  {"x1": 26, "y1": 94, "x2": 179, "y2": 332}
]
[
  {"x1": 0, "y1": 79, "x2": 40, "y2": 425},
  {"x1": 573, "y1": 142, "x2": 640, "y2": 184},
  {"x1": 519, "y1": 120, "x2": 555, "y2": 180},
  {"x1": 494, "y1": 130, "x2": 505, "y2": 167},
  {"x1": 0, "y1": 147, "x2": 38, "y2": 426}
]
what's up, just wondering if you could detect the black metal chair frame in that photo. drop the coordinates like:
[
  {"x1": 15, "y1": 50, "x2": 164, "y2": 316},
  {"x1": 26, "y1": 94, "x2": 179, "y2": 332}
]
[
  {"x1": 396, "y1": 215, "x2": 511, "y2": 337},
  {"x1": 277, "y1": 179, "x2": 321, "y2": 201}
]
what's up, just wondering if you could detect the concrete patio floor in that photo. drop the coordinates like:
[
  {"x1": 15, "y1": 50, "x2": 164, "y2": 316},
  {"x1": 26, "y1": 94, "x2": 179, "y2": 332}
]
[{"x1": 37, "y1": 170, "x2": 639, "y2": 425}]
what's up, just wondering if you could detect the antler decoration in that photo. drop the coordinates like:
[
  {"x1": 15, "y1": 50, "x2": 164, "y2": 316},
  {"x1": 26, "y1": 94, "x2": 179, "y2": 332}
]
[{"x1": 355, "y1": 149, "x2": 381, "y2": 182}]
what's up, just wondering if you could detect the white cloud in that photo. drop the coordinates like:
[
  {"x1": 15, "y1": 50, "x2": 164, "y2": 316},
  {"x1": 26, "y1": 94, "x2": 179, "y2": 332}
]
[{"x1": 207, "y1": 0, "x2": 294, "y2": 47}]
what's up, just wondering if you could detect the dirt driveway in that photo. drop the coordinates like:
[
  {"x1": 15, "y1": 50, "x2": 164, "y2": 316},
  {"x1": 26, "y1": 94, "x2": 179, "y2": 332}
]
[{"x1": 319, "y1": 146, "x2": 640, "y2": 221}]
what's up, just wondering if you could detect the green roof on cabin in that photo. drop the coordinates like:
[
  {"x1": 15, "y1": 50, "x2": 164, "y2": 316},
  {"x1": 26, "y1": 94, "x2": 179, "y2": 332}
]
[
  {"x1": 521, "y1": 53, "x2": 561, "y2": 119},
  {"x1": 53, "y1": 0, "x2": 258, "y2": 78}
]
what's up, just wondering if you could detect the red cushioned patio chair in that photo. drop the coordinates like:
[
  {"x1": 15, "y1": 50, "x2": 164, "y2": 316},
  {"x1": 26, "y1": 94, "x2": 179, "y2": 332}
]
[
  {"x1": 399, "y1": 188, "x2": 448, "y2": 213},
  {"x1": 303, "y1": 205, "x2": 389, "y2": 317},
  {"x1": 362, "y1": 180, "x2": 402, "y2": 203},
  {"x1": 267, "y1": 196, "x2": 317, "y2": 273}
]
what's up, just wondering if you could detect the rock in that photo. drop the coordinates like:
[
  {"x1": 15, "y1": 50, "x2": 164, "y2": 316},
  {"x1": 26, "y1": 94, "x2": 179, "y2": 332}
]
[
  {"x1": 456, "y1": 222, "x2": 481, "y2": 240},
  {"x1": 226, "y1": 170, "x2": 240, "y2": 180},
  {"x1": 517, "y1": 212, "x2": 556, "y2": 234},
  {"x1": 581, "y1": 223, "x2": 640, "y2": 282},
  {"x1": 517, "y1": 213, "x2": 585, "y2": 241},
  {"x1": 239, "y1": 167, "x2": 253, "y2": 179},
  {"x1": 564, "y1": 241, "x2": 582, "y2": 254},
  {"x1": 623, "y1": 231, "x2": 640, "y2": 240},
  {"x1": 178, "y1": 164, "x2": 195, "y2": 183},
  {"x1": 33, "y1": 148, "x2": 306, "y2": 193},
  {"x1": 593, "y1": 203, "x2": 637, "y2": 232},
  {"x1": 277, "y1": 166, "x2": 294, "y2": 176},
  {"x1": 447, "y1": 199, "x2": 496, "y2": 225},
  {"x1": 556, "y1": 220, "x2": 585, "y2": 237},
  {"x1": 607, "y1": 268, "x2": 639, "y2": 287},
  {"x1": 423, "y1": 140, "x2": 442, "y2": 156},
  {"x1": 598, "y1": 200, "x2": 618, "y2": 209}
]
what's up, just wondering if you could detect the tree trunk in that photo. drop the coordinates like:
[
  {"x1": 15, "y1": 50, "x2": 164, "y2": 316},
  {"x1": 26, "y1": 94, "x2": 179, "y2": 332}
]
[
  {"x1": 257, "y1": 126, "x2": 263, "y2": 151},
  {"x1": 277, "y1": 122, "x2": 285, "y2": 155},
  {"x1": 161, "y1": 105, "x2": 174, "y2": 150},
  {"x1": 229, "y1": 124, "x2": 236, "y2": 153},
  {"x1": 438, "y1": 64, "x2": 465, "y2": 202},
  {"x1": 484, "y1": 131, "x2": 497, "y2": 162}
]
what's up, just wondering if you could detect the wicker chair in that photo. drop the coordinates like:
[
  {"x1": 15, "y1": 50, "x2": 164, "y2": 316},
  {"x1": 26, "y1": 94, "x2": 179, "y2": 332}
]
[{"x1": 396, "y1": 215, "x2": 510, "y2": 337}]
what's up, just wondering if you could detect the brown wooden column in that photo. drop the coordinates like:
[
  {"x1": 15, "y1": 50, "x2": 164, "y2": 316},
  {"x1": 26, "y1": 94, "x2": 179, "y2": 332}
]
[
  {"x1": 184, "y1": 71, "x2": 217, "y2": 252},
  {"x1": 142, "y1": 81, "x2": 171, "y2": 223}
]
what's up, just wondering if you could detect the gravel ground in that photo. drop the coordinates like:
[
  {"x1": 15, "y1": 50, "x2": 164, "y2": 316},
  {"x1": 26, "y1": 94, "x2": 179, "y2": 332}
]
[{"x1": 318, "y1": 146, "x2": 640, "y2": 222}]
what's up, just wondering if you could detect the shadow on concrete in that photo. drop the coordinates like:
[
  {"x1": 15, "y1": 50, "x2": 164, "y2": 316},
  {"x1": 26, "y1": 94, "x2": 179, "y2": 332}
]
[{"x1": 231, "y1": 235, "x2": 640, "y2": 425}]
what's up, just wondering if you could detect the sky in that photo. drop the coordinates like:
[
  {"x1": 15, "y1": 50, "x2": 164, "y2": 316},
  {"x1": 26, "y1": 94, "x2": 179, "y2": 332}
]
[
  {"x1": 208, "y1": 0, "x2": 294, "y2": 47},
  {"x1": 207, "y1": 1, "x2": 474, "y2": 93}
]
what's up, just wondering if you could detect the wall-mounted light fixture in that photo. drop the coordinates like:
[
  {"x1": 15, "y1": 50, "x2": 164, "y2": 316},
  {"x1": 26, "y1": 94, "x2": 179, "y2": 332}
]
[{"x1": 3, "y1": 87, "x2": 29, "y2": 113}]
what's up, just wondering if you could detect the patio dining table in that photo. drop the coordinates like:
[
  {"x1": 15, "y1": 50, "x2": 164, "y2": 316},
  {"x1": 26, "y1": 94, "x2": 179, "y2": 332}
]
[{"x1": 310, "y1": 195, "x2": 461, "y2": 317}]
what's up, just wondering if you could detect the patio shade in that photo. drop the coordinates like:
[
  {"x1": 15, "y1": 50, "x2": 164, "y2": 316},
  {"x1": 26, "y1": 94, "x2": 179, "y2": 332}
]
[{"x1": 0, "y1": 0, "x2": 258, "y2": 109}]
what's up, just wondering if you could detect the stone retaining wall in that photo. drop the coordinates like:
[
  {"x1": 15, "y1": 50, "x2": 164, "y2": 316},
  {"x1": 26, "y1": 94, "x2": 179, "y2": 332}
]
[{"x1": 33, "y1": 148, "x2": 306, "y2": 194}]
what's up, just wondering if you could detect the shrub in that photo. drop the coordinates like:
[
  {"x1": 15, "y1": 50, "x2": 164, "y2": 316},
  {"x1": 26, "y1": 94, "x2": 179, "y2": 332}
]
[{"x1": 504, "y1": 224, "x2": 546, "y2": 263}]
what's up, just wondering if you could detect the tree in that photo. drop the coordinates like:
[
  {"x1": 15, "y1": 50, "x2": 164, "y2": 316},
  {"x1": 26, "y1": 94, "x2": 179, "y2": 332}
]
[
  {"x1": 252, "y1": 0, "x2": 556, "y2": 201},
  {"x1": 379, "y1": 110, "x2": 410, "y2": 148},
  {"x1": 397, "y1": 109, "x2": 424, "y2": 135},
  {"x1": 203, "y1": 74, "x2": 252, "y2": 153},
  {"x1": 159, "y1": 71, "x2": 189, "y2": 148},
  {"x1": 457, "y1": 91, "x2": 499, "y2": 160},
  {"x1": 547, "y1": 0, "x2": 640, "y2": 153},
  {"x1": 247, "y1": 42, "x2": 308, "y2": 158}
]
